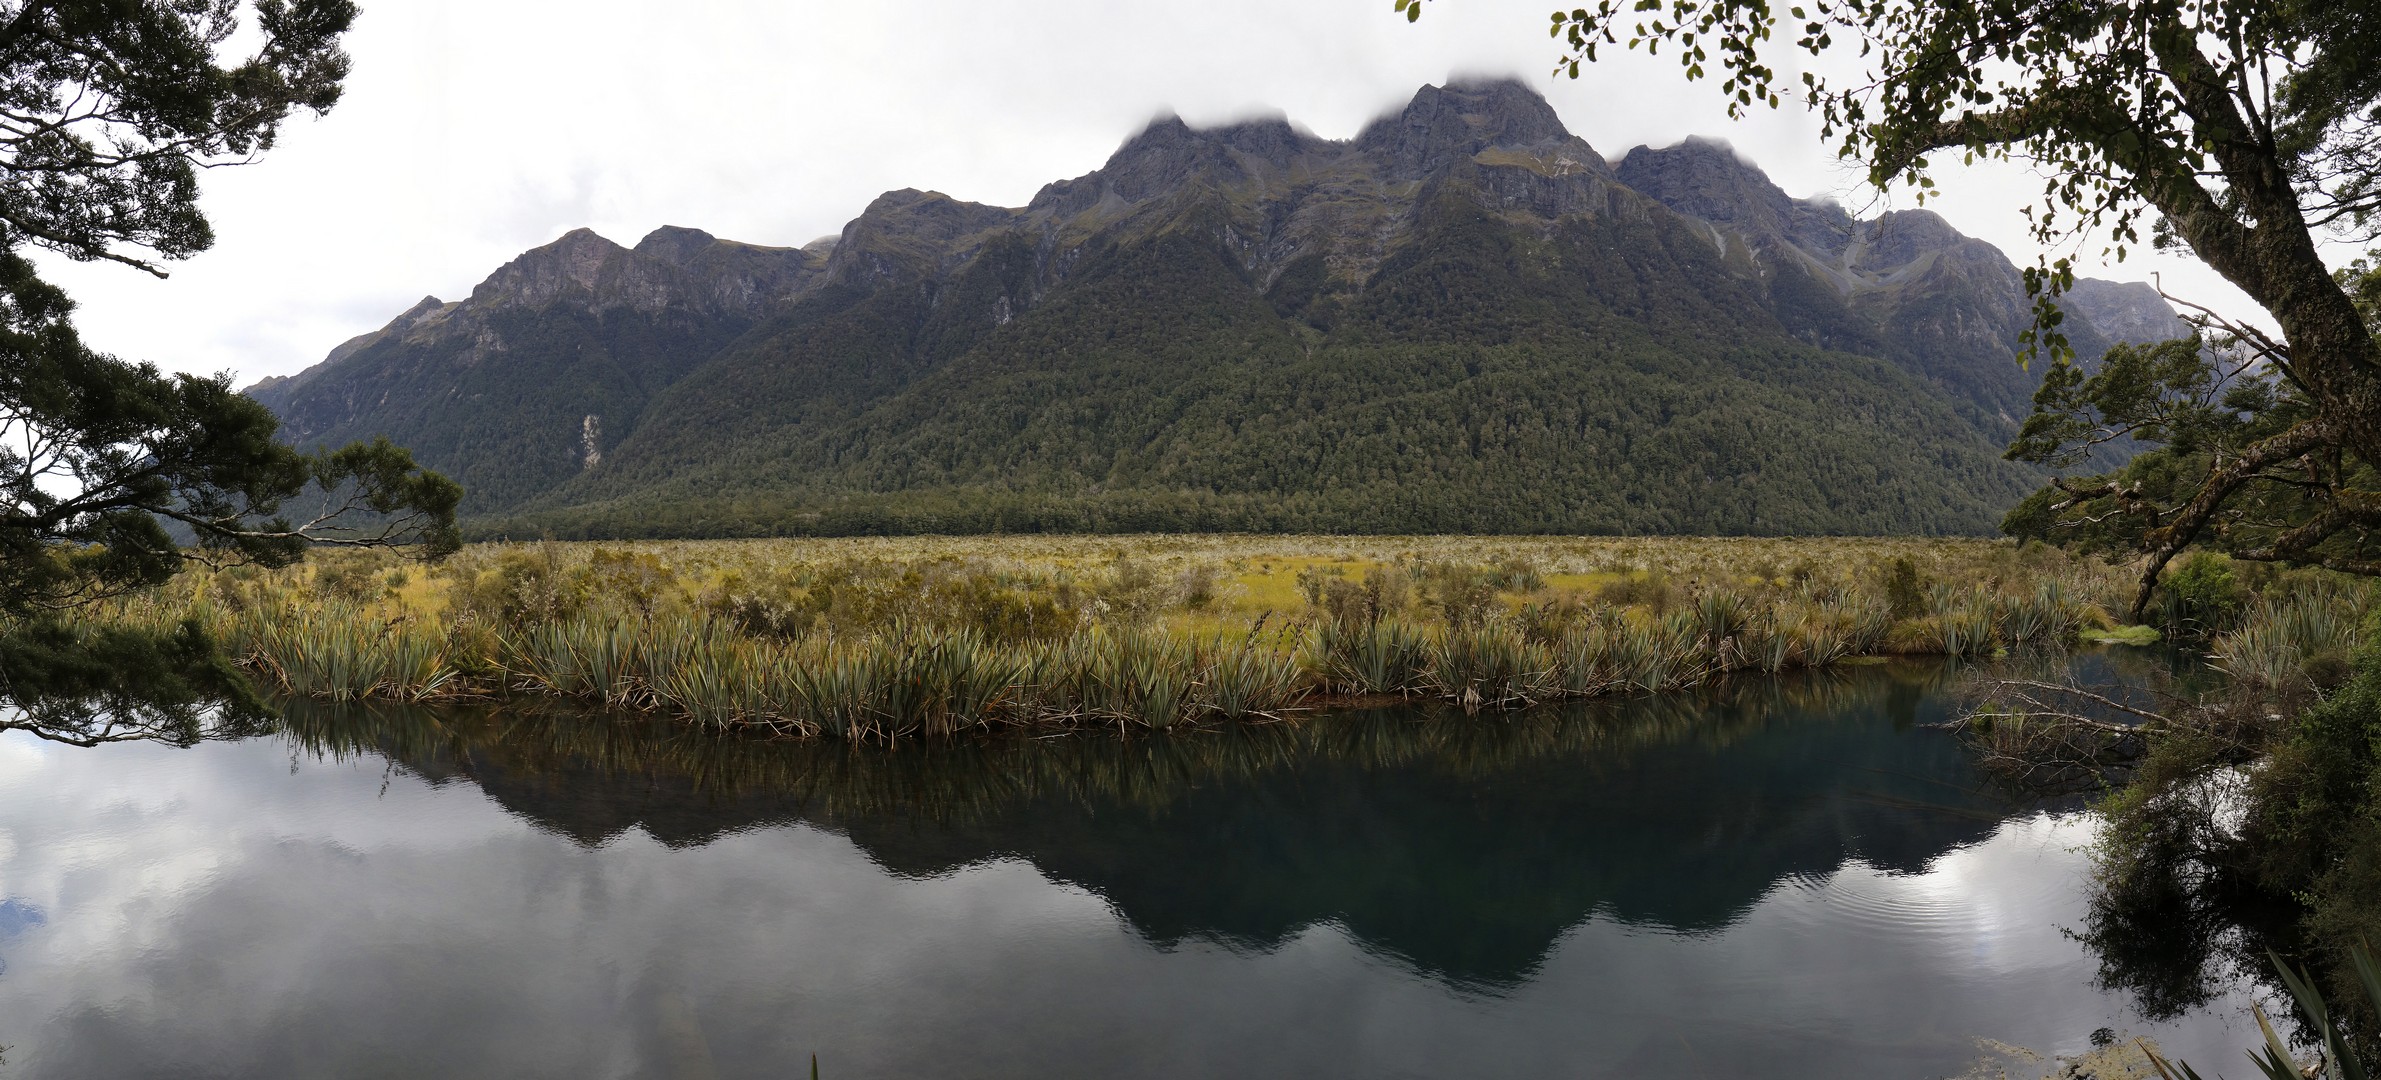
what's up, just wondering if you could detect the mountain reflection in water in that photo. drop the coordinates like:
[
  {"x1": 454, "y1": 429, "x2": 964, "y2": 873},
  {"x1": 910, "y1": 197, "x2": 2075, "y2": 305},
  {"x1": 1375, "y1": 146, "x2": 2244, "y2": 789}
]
[
  {"x1": 282, "y1": 664, "x2": 2005, "y2": 989},
  {"x1": 0, "y1": 656, "x2": 2257, "y2": 1079}
]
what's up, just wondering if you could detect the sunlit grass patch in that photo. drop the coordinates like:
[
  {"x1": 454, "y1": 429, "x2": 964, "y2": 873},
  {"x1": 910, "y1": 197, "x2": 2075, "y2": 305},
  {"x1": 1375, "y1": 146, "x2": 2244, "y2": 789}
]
[{"x1": 2081, "y1": 625, "x2": 2162, "y2": 646}]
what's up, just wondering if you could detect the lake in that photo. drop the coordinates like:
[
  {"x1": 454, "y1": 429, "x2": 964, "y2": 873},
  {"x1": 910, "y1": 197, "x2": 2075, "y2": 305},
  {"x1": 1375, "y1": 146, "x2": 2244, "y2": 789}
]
[{"x1": 0, "y1": 659, "x2": 2260, "y2": 1078}]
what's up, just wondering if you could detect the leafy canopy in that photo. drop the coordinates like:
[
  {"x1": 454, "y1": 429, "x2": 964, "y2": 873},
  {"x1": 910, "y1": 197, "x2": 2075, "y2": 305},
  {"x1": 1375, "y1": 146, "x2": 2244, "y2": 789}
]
[
  {"x1": 1406, "y1": 0, "x2": 2381, "y2": 614},
  {"x1": 2005, "y1": 260, "x2": 2381, "y2": 586},
  {"x1": 0, "y1": 0, "x2": 457, "y2": 729}
]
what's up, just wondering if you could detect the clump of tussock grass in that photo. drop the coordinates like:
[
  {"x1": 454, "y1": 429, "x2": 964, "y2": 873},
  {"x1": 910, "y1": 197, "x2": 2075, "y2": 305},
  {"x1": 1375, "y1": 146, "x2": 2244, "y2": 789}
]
[
  {"x1": 1920, "y1": 584, "x2": 2003, "y2": 658},
  {"x1": 1308, "y1": 618, "x2": 1430, "y2": 696},
  {"x1": 1552, "y1": 620, "x2": 1618, "y2": 697},
  {"x1": 1426, "y1": 620, "x2": 1556, "y2": 710},
  {"x1": 229, "y1": 603, "x2": 454, "y2": 701},
  {"x1": 1991, "y1": 579, "x2": 2095, "y2": 648},
  {"x1": 652, "y1": 629, "x2": 776, "y2": 730},
  {"x1": 1193, "y1": 632, "x2": 1307, "y2": 720},
  {"x1": 1694, "y1": 589, "x2": 1755, "y2": 653},
  {"x1": 1742, "y1": 605, "x2": 1856, "y2": 673},
  {"x1": 1594, "y1": 609, "x2": 1711, "y2": 692},
  {"x1": 510, "y1": 616, "x2": 653, "y2": 706},
  {"x1": 2214, "y1": 584, "x2": 2373, "y2": 692},
  {"x1": 784, "y1": 640, "x2": 886, "y2": 738},
  {"x1": 1094, "y1": 630, "x2": 1195, "y2": 728}
]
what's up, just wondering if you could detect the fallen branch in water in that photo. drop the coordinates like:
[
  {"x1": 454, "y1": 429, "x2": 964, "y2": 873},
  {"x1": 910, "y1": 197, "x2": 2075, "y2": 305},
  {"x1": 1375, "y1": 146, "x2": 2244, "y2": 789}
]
[
  {"x1": 1934, "y1": 674, "x2": 2204, "y2": 795},
  {"x1": 1949, "y1": 708, "x2": 2149, "y2": 738},
  {"x1": 1936, "y1": 669, "x2": 2289, "y2": 796},
  {"x1": 1979, "y1": 679, "x2": 2178, "y2": 726}
]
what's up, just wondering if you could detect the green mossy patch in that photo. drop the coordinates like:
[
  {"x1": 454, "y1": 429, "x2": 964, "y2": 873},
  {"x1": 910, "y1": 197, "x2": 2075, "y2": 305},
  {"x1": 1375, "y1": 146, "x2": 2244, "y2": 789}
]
[{"x1": 2081, "y1": 624, "x2": 2162, "y2": 646}]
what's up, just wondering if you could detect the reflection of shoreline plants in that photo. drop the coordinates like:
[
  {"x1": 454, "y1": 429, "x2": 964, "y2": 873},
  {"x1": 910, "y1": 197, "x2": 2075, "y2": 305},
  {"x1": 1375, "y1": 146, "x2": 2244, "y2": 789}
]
[
  {"x1": 88, "y1": 536, "x2": 2151, "y2": 736},
  {"x1": 270, "y1": 658, "x2": 1963, "y2": 829}
]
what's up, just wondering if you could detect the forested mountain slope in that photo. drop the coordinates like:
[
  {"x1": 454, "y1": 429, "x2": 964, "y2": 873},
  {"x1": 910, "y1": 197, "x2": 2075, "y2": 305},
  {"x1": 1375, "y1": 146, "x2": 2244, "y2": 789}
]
[
  {"x1": 246, "y1": 226, "x2": 828, "y2": 511},
  {"x1": 250, "y1": 79, "x2": 2185, "y2": 537}
]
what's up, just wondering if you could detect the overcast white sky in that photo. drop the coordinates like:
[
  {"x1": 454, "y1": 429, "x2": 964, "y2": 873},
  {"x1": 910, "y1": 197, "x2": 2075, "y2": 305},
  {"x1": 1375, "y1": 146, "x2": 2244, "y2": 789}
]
[{"x1": 37, "y1": 0, "x2": 2284, "y2": 387}]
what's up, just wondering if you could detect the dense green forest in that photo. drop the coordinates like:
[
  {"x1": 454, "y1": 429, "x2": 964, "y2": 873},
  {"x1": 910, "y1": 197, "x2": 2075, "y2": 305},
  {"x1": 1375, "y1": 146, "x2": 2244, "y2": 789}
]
[{"x1": 492, "y1": 194, "x2": 2033, "y2": 538}]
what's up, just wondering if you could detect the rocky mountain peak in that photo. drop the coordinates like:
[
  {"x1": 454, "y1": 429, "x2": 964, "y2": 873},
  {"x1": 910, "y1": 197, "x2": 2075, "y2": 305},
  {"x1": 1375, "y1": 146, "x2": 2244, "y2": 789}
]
[
  {"x1": 342, "y1": 291, "x2": 452, "y2": 350},
  {"x1": 1355, "y1": 77, "x2": 1580, "y2": 179},
  {"x1": 1206, "y1": 114, "x2": 1316, "y2": 164},
  {"x1": 829, "y1": 189, "x2": 1021, "y2": 284},
  {"x1": 1620, "y1": 142, "x2": 1998, "y2": 284},
  {"x1": 393, "y1": 294, "x2": 446, "y2": 323},
  {"x1": 2063, "y1": 278, "x2": 2190, "y2": 344},
  {"x1": 845, "y1": 188, "x2": 1020, "y2": 231},
  {"x1": 242, "y1": 293, "x2": 456, "y2": 406},
  {"x1": 456, "y1": 223, "x2": 820, "y2": 320},
  {"x1": 1855, "y1": 209, "x2": 1969, "y2": 272},
  {"x1": 470, "y1": 228, "x2": 630, "y2": 307},
  {"x1": 1083, "y1": 113, "x2": 1227, "y2": 203},
  {"x1": 1034, "y1": 111, "x2": 1326, "y2": 215},
  {"x1": 1618, "y1": 138, "x2": 1857, "y2": 257},
  {"x1": 1112, "y1": 111, "x2": 1196, "y2": 156},
  {"x1": 1616, "y1": 138, "x2": 1795, "y2": 234},
  {"x1": 634, "y1": 225, "x2": 721, "y2": 267},
  {"x1": 1607, "y1": 135, "x2": 2188, "y2": 420}
]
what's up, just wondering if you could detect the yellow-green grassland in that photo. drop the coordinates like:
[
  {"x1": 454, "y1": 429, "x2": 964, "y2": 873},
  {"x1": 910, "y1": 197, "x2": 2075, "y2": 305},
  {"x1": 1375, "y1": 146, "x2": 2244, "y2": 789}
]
[{"x1": 88, "y1": 535, "x2": 2371, "y2": 739}]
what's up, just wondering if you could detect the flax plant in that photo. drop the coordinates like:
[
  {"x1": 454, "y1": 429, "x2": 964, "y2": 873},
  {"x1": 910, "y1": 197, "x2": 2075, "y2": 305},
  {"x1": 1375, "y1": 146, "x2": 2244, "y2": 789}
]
[
  {"x1": 1427, "y1": 620, "x2": 1556, "y2": 711},
  {"x1": 1194, "y1": 636, "x2": 1306, "y2": 720},
  {"x1": 2215, "y1": 587, "x2": 2374, "y2": 692},
  {"x1": 1308, "y1": 618, "x2": 1429, "y2": 696}
]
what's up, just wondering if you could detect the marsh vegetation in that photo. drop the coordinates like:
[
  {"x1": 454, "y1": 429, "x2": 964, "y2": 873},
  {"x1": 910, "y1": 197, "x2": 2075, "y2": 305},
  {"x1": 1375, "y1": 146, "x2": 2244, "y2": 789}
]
[{"x1": 65, "y1": 534, "x2": 2237, "y2": 738}]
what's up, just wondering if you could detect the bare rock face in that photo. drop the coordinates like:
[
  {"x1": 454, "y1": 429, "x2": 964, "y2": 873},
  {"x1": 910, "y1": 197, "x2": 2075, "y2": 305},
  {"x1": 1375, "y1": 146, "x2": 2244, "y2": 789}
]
[
  {"x1": 467, "y1": 226, "x2": 821, "y2": 318},
  {"x1": 467, "y1": 228, "x2": 622, "y2": 309},
  {"x1": 642, "y1": 229, "x2": 824, "y2": 314},
  {"x1": 1355, "y1": 77, "x2": 1577, "y2": 179},
  {"x1": 630, "y1": 224, "x2": 719, "y2": 267},
  {"x1": 1615, "y1": 139, "x2": 1854, "y2": 259},
  {"x1": 1073, "y1": 115, "x2": 1265, "y2": 205},
  {"x1": 2062, "y1": 278, "x2": 2191, "y2": 345},
  {"x1": 1854, "y1": 210, "x2": 1970, "y2": 273},
  {"x1": 1616, "y1": 138, "x2": 1799, "y2": 240},
  {"x1": 824, "y1": 189, "x2": 1023, "y2": 286}
]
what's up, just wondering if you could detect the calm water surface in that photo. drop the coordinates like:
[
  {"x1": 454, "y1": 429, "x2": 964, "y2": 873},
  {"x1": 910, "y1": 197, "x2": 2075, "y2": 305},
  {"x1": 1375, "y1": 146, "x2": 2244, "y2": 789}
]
[{"x1": 0, "y1": 661, "x2": 2258, "y2": 1078}]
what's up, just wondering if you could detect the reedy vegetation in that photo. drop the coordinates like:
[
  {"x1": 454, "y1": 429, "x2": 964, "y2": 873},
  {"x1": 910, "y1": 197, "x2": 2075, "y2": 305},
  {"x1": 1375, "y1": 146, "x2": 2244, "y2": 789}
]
[
  {"x1": 65, "y1": 536, "x2": 2182, "y2": 739},
  {"x1": 267, "y1": 662, "x2": 1968, "y2": 830}
]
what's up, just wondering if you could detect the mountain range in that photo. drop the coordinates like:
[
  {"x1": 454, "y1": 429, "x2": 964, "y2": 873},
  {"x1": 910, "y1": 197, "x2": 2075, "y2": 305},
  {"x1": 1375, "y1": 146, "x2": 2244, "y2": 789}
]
[{"x1": 245, "y1": 78, "x2": 2184, "y2": 538}]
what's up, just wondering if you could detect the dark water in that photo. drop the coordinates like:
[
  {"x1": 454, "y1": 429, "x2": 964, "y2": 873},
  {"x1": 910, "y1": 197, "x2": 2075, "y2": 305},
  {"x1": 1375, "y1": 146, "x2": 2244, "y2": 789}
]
[{"x1": 0, "y1": 660, "x2": 2258, "y2": 1078}]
